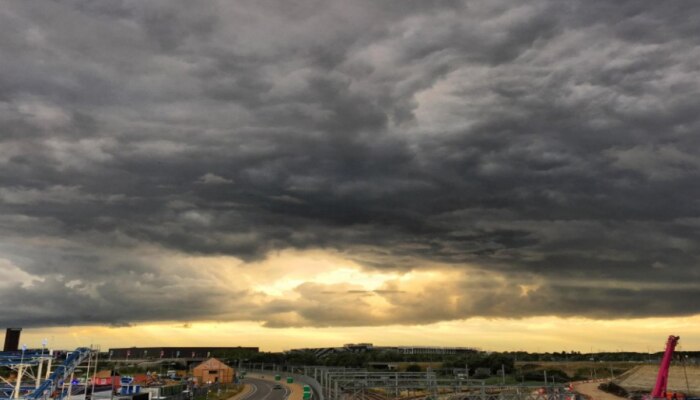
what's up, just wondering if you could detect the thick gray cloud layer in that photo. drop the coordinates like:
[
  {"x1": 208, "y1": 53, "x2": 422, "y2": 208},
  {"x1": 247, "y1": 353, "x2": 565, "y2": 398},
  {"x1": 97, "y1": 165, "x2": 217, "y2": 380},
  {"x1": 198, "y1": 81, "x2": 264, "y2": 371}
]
[{"x1": 2, "y1": 0, "x2": 700, "y2": 328}]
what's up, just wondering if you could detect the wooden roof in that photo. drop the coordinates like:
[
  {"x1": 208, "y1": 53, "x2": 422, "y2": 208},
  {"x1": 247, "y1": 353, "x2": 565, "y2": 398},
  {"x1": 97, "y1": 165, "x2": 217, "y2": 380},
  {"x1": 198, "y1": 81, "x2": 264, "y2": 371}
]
[{"x1": 193, "y1": 358, "x2": 233, "y2": 371}]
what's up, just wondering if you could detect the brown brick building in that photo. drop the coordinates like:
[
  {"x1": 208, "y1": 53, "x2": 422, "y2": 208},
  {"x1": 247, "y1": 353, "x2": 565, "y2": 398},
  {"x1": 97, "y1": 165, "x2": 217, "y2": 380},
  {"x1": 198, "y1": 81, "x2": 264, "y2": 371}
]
[{"x1": 193, "y1": 358, "x2": 234, "y2": 385}]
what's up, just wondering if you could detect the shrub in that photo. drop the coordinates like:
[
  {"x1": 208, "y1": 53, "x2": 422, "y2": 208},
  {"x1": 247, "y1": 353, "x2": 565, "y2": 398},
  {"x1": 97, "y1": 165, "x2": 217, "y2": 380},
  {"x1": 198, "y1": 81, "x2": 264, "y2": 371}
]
[{"x1": 405, "y1": 364, "x2": 421, "y2": 372}]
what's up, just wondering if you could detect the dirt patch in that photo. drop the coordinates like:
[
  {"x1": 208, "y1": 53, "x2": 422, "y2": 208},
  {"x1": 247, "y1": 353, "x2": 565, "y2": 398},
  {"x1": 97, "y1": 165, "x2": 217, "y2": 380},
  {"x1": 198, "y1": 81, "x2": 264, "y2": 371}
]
[{"x1": 574, "y1": 381, "x2": 627, "y2": 400}]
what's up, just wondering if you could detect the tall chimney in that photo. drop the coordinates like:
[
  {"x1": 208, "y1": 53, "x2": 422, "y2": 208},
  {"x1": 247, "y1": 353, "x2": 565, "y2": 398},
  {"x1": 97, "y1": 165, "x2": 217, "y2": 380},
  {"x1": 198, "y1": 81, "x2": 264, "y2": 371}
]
[{"x1": 3, "y1": 328, "x2": 22, "y2": 352}]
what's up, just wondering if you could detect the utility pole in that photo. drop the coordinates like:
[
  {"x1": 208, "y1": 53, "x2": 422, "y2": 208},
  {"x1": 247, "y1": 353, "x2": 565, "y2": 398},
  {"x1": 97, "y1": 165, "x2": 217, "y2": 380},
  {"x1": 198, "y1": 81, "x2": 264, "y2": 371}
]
[
  {"x1": 67, "y1": 370, "x2": 75, "y2": 400},
  {"x1": 110, "y1": 364, "x2": 118, "y2": 400},
  {"x1": 92, "y1": 347, "x2": 99, "y2": 399}
]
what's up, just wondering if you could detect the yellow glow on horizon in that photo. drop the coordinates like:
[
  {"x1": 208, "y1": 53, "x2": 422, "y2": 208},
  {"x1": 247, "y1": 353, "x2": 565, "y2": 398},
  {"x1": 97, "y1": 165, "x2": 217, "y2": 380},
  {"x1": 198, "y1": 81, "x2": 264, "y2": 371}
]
[
  {"x1": 12, "y1": 248, "x2": 700, "y2": 354},
  {"x1": 18, "y1": 315, "x2": 700, "y2": 353}
]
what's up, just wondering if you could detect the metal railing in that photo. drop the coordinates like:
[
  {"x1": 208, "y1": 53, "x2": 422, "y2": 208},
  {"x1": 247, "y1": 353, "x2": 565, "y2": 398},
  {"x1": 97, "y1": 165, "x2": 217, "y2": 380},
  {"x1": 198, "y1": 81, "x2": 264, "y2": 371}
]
[
  {"x1": 164, "y1": 383, "x2": 242, "y2": 400},
  {"x1": 240, "y1": 365, "x2": 578, "y2": 400}
]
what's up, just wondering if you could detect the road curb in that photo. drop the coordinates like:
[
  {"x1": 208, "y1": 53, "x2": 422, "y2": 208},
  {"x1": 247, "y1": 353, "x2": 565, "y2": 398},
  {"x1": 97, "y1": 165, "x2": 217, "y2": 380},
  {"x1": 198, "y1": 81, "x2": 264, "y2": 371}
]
[{"x1": 228, "y1": 384, "x2": 254, "y2": 400}]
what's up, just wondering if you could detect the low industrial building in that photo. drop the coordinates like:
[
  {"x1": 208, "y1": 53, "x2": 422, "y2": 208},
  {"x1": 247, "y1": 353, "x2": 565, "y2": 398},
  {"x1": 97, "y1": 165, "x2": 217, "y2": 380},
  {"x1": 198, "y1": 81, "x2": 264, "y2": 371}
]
[
  {"x1": 288, "y1": 343, "x2": 478, "y2": 359},
  {"x1": 193, "y1": 358, "x2": 234, "y2": 385},
  {"x1": 108, "y1": 346, "x2": 258, "y2": 360},
  {"x1": 395, "y1": 346, "x2": 474, "y2": 355}
]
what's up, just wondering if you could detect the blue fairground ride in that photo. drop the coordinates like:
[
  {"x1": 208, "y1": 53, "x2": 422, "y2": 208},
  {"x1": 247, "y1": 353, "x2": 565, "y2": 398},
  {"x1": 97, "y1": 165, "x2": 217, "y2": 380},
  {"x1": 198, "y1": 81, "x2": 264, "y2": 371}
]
[{"x1": 0, "y1": 347, "x2": 94, "y2": 400}]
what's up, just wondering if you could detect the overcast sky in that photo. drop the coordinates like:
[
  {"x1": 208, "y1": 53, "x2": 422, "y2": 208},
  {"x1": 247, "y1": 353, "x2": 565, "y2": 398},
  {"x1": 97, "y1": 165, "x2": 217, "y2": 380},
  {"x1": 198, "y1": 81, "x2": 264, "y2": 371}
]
[{"x1": 2, "y1": 0, "x2": 700, "y2": 348}]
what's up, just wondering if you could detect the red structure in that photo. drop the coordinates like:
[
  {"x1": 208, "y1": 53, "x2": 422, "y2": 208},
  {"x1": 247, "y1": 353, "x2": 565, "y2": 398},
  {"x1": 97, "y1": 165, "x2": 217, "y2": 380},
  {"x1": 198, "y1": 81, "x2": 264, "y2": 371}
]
[
  {"x1": 651, "y1": 335, "x2": 680, "y2": 399},
  {"x1": 93, "y1": 370, "x2": 121, "y2": 387}
]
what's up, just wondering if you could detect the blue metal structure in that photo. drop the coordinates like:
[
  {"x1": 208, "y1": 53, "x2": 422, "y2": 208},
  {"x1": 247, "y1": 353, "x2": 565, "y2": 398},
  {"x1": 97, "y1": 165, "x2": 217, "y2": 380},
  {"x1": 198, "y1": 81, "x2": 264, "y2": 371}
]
[
  {"x1": 0, "y1": 351, "x2": 53, "y2": 398},
  {"x1": 0, "y1": 348, "x2": 93, "y2": 400},
  {"x1": 0, "y1": 352, "x2": 52, "y2": 367},
  {"x1": 26, "y1": 348, "x2": 92, "y2": 400}
]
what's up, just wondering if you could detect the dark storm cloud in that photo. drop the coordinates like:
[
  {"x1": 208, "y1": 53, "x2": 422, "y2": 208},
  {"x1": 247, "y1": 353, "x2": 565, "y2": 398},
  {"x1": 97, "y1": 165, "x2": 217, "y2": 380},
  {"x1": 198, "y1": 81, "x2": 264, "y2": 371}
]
[{"x1": 2, "y1": 0, "x2": 700, "y2": 328}]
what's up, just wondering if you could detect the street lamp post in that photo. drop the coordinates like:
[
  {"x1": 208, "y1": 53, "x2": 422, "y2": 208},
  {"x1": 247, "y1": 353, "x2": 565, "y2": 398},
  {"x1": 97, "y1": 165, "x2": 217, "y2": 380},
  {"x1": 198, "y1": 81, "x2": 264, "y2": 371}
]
[{"x1": 37, "y1": 340, "x2": 48, "y2": 389}]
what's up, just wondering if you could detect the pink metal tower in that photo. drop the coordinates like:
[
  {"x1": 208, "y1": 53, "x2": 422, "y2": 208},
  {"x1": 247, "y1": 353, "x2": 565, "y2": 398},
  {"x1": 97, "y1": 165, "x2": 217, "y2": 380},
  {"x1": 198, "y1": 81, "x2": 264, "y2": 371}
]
[{"x1": 651, "y1": 335, "x2": 680, "y2": 398}]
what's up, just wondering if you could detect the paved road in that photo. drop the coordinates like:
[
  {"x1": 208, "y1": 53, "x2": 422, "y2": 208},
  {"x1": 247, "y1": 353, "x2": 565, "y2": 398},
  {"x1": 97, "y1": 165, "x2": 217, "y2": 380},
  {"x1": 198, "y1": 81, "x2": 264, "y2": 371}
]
[{"x1": 239, "y1": 378, "x2": 291, "y2": 400}]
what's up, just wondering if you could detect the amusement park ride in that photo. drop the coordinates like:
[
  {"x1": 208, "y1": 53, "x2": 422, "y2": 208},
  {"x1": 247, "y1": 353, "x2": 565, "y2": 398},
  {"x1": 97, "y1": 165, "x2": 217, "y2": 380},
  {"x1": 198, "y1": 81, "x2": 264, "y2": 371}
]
[{"x1": 0, "y1": 346, "x2": 95, "y2": 400}]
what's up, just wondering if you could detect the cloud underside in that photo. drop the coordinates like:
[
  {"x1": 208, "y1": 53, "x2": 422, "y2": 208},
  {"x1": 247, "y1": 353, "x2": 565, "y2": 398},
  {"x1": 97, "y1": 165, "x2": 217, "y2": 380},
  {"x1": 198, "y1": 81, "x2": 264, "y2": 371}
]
[{"x1": 2, "y1": 0, "x2": 700, "y2": 328}]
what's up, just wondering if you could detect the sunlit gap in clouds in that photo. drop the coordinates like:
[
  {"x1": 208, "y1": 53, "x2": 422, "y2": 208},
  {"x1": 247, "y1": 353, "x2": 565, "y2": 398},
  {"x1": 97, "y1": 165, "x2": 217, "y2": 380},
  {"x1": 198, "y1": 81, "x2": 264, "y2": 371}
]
[{"x1": 245, "y1": 249, "x2": 402, "y2": 297}]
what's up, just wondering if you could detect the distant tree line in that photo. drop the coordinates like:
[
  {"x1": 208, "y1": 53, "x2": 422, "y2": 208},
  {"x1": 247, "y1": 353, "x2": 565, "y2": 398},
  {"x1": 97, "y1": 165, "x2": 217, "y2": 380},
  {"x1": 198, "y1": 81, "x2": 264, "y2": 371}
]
[
  {"x1": 502, "y1": 350, "x2": 681, "y2": 362},
  {"x1": 232, "y1": 348, "x2": 683, "y2": 368},
  {"x1": 225, "y1": 349, "x2": 517, "y2": 374},
  {"x1": 121, "y1": 348, "x2": 700, "y2": 375}
]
